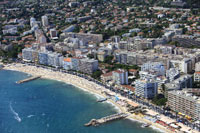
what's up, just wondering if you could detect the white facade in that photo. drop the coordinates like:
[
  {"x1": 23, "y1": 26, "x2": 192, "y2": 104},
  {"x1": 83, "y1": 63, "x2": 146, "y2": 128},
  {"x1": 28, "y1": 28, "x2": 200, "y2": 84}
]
[
  {"x1": 134, "y1": 79, "x2": 158, "y2": 99},
  {"x1": 195, "y1": 62, "x2": 200, "y2": 72},
  {"x1": 41, "y1": 15, "x2": 48, "y2": 27},
  {"x1": 141, "y1": 62, "x2": 165, "y2": 76},
  {"x1": 30, "y1": 17, "x2": 36, "y2": 27},
  {"x1": 166, "y1": 68, "x2": 180, "y2": 82},
  {"x1": 194, "y1": 72, "x2": 200, "y2": 82},
  {"x1": 112, "y1": 69, "x2": 128, "y2": 85},
  {"x1": 169, "y1": 58, "x2": 192, "y2": 74},
  {"x1": 39, "y1": 35, "x2": 47, "y2": 44}
]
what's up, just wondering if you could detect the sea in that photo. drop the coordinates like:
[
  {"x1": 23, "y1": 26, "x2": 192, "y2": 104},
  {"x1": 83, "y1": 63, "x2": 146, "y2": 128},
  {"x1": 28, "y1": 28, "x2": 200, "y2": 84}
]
[{"x1": 0, "y1": 70, "x2": 162, "y2": 133}]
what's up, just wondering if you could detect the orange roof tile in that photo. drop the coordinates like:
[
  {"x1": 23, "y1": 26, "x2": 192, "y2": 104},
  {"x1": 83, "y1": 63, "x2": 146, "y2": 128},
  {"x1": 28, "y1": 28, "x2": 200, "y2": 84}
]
[
  {"x1": 195, "y1": 72, "x2": 200, "y2": 74},
  {"x1": 102, "y1": 72, "x2": 113, "y2": 77},
  {"x1": 63, "y1": 58, "x2": 71, "y2": 62}
]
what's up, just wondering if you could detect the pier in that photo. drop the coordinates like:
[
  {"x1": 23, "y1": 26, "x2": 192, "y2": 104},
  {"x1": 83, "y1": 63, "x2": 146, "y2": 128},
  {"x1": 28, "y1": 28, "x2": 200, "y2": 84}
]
[
  {"x1": 16, "y1": 76, "x2": 41, "y2": 84},
  {"x1": 84, "y1": 113, "x2": 129, "y2": 127}
]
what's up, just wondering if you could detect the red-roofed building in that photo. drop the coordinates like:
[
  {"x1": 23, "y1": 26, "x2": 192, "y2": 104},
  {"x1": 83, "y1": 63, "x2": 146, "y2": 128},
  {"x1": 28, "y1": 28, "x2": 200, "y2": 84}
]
[
  {"x1": 101, "y1": 72, "x2": 113, "y2": 83},
  {"x1": 121, "y1": 85, "x2": 135, "y2": 92},
  {"x1": 194, "y1": 72, "x2": 200, "y2": 82}
]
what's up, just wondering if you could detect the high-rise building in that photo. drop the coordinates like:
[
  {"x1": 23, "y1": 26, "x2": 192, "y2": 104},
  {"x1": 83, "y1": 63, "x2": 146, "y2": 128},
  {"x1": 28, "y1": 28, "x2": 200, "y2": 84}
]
[
  {"x1": 30, "y1": 17, "x2": 36, "y2": 27},
  {"x1": 79, "y1": 58, "x2": 98, "y2": 74},
  {"x1": 38, "y1": 51, "x2": 48, "y2": 65},
  {"x1": 50, "y1": 29, "x2": 57, "y2": 39},
  {"x1": 47, "y1": 52, "x2": 62, "y2": 68},
  {"x1": 38, "y1": 35, "x2": 47, "y2": 44},
  {"x1": 168, "y1": 89, "x2": 200, "y2": 120},
  {"x1": 41, "y1": 15, "x2": 49, "y2": 27},
  {"x1": 134, "y1": 79, "x2": 158, "y2": 99},
  {"x1": 112, "y1": 69, "x2": 128, "y2": 85},
  {"x1": 195, "y1": 62, "x2": 200, "y2": 72},
  {"x1": 22, "y1": 48, "x2": 35, "y2": 62}
]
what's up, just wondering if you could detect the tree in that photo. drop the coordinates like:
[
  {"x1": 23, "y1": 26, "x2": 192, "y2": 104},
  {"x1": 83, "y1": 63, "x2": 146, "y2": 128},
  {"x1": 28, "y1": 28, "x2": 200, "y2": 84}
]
[
  {"x1": 87, "y1": 54, "x2": 94, "y2": 59},
  {"x1": 104, "y1": 55, "x2": 113, "y2": 64},
  {"x1": 152, "y1": 94, "x2": 167, "y2": 106},
  {"x1": 91, "y1": 70, "x2": 102, "y2": 79}
]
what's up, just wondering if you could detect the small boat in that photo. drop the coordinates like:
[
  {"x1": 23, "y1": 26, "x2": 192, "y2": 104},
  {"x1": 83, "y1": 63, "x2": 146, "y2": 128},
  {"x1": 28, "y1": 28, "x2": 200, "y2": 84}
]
[
  {"x1": 141, "y1": 123, "x2": 151, "y2": 128},
  {"x1": 97, "y1": 98, "x2": 107, "y2": 102}
]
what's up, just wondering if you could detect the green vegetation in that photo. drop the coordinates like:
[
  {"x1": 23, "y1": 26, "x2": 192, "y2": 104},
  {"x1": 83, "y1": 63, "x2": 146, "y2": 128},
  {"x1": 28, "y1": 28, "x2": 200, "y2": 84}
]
[
  {"x1": 193, "y1": 81, "x2": 200, "y2": 88},
  {"x1": 87, "y1": 54, "x2": 94, "y2": 59},
  {"x1": 104, "y1": 55, "x2": 114, "y2": 64},
  {"x1": 106, "y1": 64, "x2": 140, "y2": 71},
  {"x1": 91, "y1": 70, "x2": 102, "y2": 79},
  {"x1": 169, "y1": 41, "x2": 181, "y2": 47},
  {"x1": 0, "y1": 44, "x2": 24, "y2": 59},
  {"x1": 152, "y1": 94, "x2": 167, "y2": 106}
]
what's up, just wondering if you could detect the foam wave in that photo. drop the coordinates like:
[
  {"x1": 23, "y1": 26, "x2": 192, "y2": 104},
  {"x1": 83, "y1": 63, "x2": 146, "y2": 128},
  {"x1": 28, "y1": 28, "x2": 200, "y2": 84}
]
[
  {"x1": 105, "y1": 101, "x2": 121, "y2": 113},
  {"x1": 78, "y1": 87, "x2": 104, "y2": 99},
  {"x1": 27, "y1": 115, "x2": 35, "y2": 118},
  {"x1": 150, "y1": 125, "x2": 165, "y2": 133},
  {"x1": 128, "y1": 118, "x2": 165, "y2": 133},
  {"x1": 127, "y1": 117, "x2": 146, "y2": 124},
  {"x1": 9, "y1": 102, "x2": 21, "y2": 122}
]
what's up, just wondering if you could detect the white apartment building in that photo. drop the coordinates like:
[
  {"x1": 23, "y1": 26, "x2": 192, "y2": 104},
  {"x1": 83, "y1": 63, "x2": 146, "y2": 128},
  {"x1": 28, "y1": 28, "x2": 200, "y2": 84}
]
[
  {"x1": 112, "y1": 69, "x2": 128, "y2": 85},
  {"x1": 166, "y1": 68, "x2": 180, "y2": 82},
  {"x1": 168, "y1": 89, "x2": 200, "y2": 120},
  {"x1": 41, "y1": 15, "x2": 48, "y2": 27},
  {"x1": 134, "y1": 79, "x2": 158, "y2": 99},
  {"x1": 195, "y1": 62, "x2": 200, "y2": 72},
  {"x1": 141, "y1": 62, "x2": 165, "y2": 76},
  {"x1": 169, "y1": 58, "x2": 193, "y2": 74}
]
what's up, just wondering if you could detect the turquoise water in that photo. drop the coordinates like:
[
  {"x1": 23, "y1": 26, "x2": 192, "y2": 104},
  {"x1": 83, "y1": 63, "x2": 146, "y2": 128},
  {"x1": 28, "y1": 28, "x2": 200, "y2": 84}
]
[{"x1": 0, "y1": 70, "x2": 161, "y2": 133}]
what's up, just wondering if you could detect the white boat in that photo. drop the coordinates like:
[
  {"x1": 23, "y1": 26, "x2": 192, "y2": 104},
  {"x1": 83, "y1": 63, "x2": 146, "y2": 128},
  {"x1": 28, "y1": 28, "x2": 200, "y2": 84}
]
[{"x1": 141, "y1": 123, "x2": 151, "y2": 128}]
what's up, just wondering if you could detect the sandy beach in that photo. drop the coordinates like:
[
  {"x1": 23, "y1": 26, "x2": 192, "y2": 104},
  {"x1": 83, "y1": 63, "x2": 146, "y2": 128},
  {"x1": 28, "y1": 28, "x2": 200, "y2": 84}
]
[{"x1": 3, "y1": 63, "x2": 199, "y2": 133}]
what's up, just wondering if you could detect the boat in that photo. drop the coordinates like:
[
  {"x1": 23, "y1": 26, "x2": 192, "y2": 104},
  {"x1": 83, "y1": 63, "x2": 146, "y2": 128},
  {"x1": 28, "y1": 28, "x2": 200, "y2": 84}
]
[
  {"x1": 97, "y1": 98, "x2": 107, "y2": 102},
  {"x1": 141, "y1": 123, "x2": 151, "y2": 128}
]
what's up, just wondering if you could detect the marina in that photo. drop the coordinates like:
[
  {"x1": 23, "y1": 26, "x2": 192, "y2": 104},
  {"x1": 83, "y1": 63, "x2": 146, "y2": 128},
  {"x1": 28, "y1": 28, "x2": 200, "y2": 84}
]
[
  {"x1": 16, "y1": 75, "x2": 41, "y2": 84},
  {"x1": 84, "y1": 113, "x2": 129, "y2": 127}
]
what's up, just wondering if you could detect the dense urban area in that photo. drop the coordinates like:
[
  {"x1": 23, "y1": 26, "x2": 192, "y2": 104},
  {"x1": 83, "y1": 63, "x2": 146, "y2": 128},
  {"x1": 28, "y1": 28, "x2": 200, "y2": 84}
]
[{"x1": 0, "y1": 0, "x2": 200, "y2": 132}]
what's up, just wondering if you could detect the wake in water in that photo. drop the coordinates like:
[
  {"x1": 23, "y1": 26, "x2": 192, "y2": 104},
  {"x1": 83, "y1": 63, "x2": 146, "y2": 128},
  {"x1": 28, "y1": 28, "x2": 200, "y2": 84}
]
[{"x1": 9, "y1": 102, "x2": 22, "y2": 122}]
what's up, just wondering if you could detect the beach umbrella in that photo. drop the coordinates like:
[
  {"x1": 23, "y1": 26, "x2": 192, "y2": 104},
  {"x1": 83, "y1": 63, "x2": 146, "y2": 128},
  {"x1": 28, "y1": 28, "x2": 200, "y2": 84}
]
[{"x1": 115, "y1": 95, "x2": 119, "y2": 102}]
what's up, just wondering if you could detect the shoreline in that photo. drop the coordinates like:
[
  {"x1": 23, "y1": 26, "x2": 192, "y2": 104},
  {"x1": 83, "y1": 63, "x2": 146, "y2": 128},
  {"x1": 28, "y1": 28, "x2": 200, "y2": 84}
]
[{"x1": 3, "y1": 63, "x2": 196, "y2": 133}]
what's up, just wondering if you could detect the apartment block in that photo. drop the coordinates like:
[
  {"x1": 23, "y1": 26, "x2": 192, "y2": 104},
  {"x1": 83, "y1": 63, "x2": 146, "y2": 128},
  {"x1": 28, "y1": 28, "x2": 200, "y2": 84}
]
[
  {"x1": 166, "y1": 68, "x2": 180, "y2": 82},
  {"x1": 168, "y1": 89, "x2": 200, "y2": 120},
  {"x1": 79, "y1": 58, "x2": 98, "y2": 74},
  {"x1": 134, "y1": 79, "x2": 158, "y2": 99},
  {"x1": 141, "y1": 62, "x2": 165, "y2": 76},
  {"x1": 112, "y1": 69, "x2": 128, "y2": 85},
  {"x1": 194, "y1": 72, "x2": 200, "y2": 82}
]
